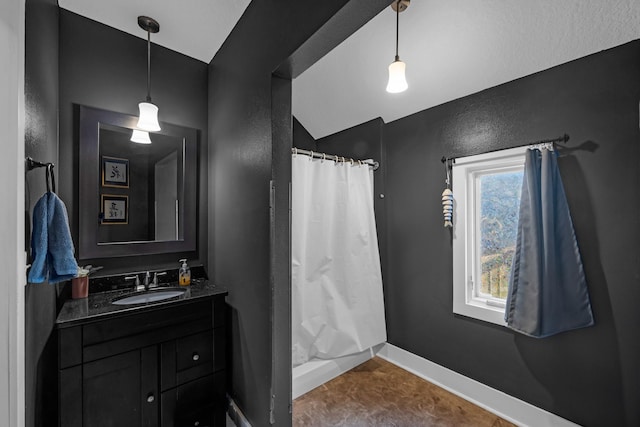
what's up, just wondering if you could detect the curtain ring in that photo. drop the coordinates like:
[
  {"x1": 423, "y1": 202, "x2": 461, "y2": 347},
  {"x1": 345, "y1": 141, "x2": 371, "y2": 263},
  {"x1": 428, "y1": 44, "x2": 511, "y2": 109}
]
[
  {"x1": 349, "y1": 158, "x2": 354, "y2": 166},
  {"x1": 309, "y1": 150, "x2": 314, "y2": 161},
  {"x1": 292, "y1": 147, "x2": 298, "y2": 157},
  {"x1": 321, "y1": 153, "x2": 326, "y2": 163},
  {"x1": 358, "y1": 160, "x2": 363, "y2": 167}
]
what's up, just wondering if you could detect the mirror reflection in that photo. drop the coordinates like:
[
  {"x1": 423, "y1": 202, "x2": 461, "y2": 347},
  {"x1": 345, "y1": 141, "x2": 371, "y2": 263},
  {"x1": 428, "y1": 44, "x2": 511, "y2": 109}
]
[
  {"x1": 78, "y1": 105, "x2": 197, "y2": 260},
  {"x1": 97, "y1": 124, "x2": 184, "y2": 244}
]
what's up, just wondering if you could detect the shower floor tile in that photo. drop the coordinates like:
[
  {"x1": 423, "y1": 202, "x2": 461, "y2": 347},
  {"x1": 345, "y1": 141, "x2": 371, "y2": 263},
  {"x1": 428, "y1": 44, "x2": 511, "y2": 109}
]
[{"x1": 292, "y1": 357, "x2": 516, "y2": 427}]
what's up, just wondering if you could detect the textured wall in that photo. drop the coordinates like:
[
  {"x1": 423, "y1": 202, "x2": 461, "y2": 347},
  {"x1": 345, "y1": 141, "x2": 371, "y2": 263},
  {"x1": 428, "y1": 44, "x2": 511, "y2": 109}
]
[
  {"x1": 293, "y1": 117, "x2": 316, "y2": 151},
  {"x1": 24, "y1": 0, "x2": 59, "y2": 425},
  {"x1": 297, "y1": 40, "x2": 640, "y2": 427},
  {"x1": 207, "y1": 1, "x2": 389, "y2": 425},
  {"x1": 58, "y1": 10, "x2": 208, "y2": 275},
  {"x1": 383, "y1": 41, "x2": 640, "y2": 426}
]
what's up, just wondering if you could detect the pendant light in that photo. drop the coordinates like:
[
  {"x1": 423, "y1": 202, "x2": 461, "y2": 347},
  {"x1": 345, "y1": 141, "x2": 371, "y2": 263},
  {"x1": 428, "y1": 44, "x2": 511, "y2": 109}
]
[
  {"x1": 386, "y1": 0, "x2": 409, "y2": 93},
  {"x1": 130, "y1": 129, "x2": 152, "y2": 144},
  {"x1": 135, "y1": 16, "x2": 161, "y2": 132}
]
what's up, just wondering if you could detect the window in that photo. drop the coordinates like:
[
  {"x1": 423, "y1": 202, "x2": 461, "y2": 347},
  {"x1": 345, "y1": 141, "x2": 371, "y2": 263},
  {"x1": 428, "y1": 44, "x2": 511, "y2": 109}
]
[{"x1": 452, "y1": 147, "x2": 526, "y2": 325}]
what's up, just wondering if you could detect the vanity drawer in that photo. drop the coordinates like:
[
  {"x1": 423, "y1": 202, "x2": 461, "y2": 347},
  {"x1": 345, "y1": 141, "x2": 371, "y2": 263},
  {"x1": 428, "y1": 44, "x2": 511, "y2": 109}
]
[
  {"x1": 177, "y1": 330, "x2": 213, "y2": 372},
  {"x1": 162, "y1": 329, "x2": 221, "y2": 390}
]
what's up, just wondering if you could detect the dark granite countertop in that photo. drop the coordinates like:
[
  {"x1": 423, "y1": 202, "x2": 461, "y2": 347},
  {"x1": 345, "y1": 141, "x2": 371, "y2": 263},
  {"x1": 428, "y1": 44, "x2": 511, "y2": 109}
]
[{"x1": 56, "y1": 279, "x2": 228, "y2": 328}]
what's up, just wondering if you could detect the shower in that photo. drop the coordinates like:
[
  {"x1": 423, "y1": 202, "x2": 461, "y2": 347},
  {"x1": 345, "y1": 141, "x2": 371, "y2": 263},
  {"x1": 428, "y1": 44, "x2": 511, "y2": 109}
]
[{"x1": 291, "y1": 150, "x2": 386, "y2": 397}]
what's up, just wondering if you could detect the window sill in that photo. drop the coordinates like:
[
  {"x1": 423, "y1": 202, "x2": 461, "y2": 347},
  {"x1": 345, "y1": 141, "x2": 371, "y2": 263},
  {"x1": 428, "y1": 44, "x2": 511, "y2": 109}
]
[{"x1": 453, "y1": 300, "x2": 506, "y2": 326}]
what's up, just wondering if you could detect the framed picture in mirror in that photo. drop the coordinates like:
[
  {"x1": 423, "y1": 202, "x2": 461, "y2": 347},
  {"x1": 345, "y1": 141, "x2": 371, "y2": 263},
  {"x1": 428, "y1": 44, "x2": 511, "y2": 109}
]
[
  {"x1": 101, "y1": 194, "x2": 128, "y2": 224},
  {"x1": 102, "y1": 156, "x2": 129, "y2": 188}
]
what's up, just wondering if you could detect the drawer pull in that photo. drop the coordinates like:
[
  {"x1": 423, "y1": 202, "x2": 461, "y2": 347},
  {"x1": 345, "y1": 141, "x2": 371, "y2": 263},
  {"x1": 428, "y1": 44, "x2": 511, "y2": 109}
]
[
  {"x1": 192, "y1": 353, "x2": 200, "y2": 361},
  {"x1": 147, "y1": 394, "x2": 155, "y2": 403}
]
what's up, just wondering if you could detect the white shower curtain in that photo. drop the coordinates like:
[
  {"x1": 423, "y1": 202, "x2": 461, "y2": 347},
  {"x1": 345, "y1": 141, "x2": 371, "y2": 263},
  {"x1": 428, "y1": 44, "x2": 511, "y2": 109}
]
[{"x1": 291, "y1": 154, "x2": 387, "y2": 367}]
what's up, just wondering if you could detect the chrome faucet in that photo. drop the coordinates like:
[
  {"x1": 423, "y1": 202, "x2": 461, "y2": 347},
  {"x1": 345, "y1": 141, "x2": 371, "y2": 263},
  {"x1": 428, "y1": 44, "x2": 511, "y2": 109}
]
[
  {"x1": 143, "y1": 271, "x2": 152, "y2": 290},
  {"x1": 124, "y1": 274, "x2": 145, "y2": 292},
  {"x1": 151, "y1": 271, "x2": 167, "y2": 288},
  {"x1": 125, "y1": 271, "x2": 167, "y2": 292}
]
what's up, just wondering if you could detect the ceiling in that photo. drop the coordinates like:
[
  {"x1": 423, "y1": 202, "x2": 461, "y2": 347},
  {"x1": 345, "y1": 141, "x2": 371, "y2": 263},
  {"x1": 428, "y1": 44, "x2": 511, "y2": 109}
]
[
  {"x1": 293, "y1": 0, "x2": 640, "y2": 139},
  {"x1": 58, "y1": 0, "x2": 251, "y2": 63},
  {"x1": 59, "y1": 0, "x2": 640, "y2": 140}
]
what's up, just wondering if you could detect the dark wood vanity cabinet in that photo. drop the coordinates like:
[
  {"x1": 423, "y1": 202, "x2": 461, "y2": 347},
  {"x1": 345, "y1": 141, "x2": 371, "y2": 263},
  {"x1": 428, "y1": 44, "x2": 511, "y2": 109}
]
[{"x1": 58, "y1": 297, "x2": 227, "y2": 427}]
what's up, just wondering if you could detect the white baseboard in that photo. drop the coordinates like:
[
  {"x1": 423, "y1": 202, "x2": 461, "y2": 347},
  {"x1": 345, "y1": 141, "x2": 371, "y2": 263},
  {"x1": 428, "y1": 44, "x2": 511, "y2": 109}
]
[
  {"x1": 292, "y1": 344, "x2": 384, "y2": 399},
  {"x1": 378, "y1": 343, "x2": 580, "y2": 427}
]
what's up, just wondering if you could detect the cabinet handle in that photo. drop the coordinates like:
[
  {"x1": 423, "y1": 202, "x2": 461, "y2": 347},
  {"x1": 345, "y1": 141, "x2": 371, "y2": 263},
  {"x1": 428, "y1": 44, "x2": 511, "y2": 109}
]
[
  {"x1": 147, "y1": 394, "x2": 155, "y2": 403},
  {"x1": 192, "y1": 353, "x2": 200, "y2": 361}
]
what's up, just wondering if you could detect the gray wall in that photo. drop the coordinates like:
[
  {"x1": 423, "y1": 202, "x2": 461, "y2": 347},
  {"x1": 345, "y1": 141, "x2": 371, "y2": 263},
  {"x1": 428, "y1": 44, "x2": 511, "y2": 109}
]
[
  {"x1": 24, "y1": 0, "x2": 59, "y2": 425},
  {"x1": 293, "y1": 117, "x2": 316, "y2": 151},
  {"x1": 58, "y1": 10, "x2": 209, "y2": 276},
  {"x1": 384, "y1": 41, "x2": 640, "y2": 427},
  {"x1": 25, "y1": 8, "x2": 208, "y2": 424},
  {"x1": 207, "y1": 1, "x2": 389, "y2": 424},
  {"x1": 301, "y1": 41, "x2": 639, "y2": 426}
]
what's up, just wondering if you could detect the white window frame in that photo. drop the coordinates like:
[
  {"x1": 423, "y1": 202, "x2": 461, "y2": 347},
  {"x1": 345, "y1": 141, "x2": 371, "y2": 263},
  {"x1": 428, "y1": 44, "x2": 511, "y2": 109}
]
[{"x1": 452, "y1": 146, "x2": 527, "y2": 326}]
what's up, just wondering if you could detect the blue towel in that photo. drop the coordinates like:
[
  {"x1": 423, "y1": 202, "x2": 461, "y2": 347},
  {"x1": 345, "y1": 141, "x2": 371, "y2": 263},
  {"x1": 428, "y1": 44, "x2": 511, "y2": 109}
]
[
  {"x1": 27, "y1": 192, "x2": 78, "y2": 284},
  {"x1": 27, "y1": 194, "x2": 49, "y2": 283}
]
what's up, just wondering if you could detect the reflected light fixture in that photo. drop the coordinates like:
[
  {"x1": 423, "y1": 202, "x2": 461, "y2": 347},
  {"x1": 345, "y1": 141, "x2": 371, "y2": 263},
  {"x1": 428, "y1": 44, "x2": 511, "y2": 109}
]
[
  {"x1": 130, "y1": 129, "x2": 152, "y2": 144},
  {"x1": 386, "y1": 0, "x2": 409, "y2": 93},
  {"x1": 135, "y1": 16, "x2": 161, "y2": 133}
]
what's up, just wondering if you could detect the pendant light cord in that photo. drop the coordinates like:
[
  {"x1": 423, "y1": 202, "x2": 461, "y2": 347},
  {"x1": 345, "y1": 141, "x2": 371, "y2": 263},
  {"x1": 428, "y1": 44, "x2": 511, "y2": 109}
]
[
  {"x1": 146, "y1": 29, "x2": 152, "y2": 102},
  {"x1": 395, "y1": 0, "x2": 400, "y2": 61}
]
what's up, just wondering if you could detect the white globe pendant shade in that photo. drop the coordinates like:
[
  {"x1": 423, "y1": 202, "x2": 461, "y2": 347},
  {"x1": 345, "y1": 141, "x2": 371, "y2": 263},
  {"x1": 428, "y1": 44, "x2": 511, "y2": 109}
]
[
  {"x1": 130, "y1": 129, "x2": 152, "y2": 144},
  {"x1": 136, "y1": 102, "x2": 161, "y2": 132},
  {"x1": 386, "y1": 60, "x2": 408, "y2": 93}
]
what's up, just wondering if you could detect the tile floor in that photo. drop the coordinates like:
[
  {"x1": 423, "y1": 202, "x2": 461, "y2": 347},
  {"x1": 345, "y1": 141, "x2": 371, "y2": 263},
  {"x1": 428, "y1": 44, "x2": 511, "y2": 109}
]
[{"x1": 292, "y1": 357, "x2": 515, "y2": 427}]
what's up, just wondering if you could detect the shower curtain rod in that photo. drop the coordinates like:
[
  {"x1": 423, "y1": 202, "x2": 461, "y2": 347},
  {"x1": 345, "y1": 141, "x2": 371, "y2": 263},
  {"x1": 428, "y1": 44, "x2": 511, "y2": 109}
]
[
  {"x1": 441, "y1": 133, "x2": 570, "y2": 164},
  {"x1": 292, "y1": 147, "x2": 380, "y2": 171}
]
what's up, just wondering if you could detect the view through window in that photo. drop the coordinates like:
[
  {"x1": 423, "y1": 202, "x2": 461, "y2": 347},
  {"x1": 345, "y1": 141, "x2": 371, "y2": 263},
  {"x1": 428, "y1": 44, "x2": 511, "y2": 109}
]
[
  {"x1": 452, "y1": 146, "x2": 527, "y2": 325},
  {"x1": 477, "y1": 171, "x2": 523, "y2": 304}
]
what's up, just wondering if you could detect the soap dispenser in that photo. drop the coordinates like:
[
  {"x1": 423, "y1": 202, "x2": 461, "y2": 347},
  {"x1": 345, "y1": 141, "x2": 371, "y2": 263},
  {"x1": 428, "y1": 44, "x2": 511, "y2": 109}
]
[{"x1": 178, "y1": 259, "x2": 191, "y2": 286}]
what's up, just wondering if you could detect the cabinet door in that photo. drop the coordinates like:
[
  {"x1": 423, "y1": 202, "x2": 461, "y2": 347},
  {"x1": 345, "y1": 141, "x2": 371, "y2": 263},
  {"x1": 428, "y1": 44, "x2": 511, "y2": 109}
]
[
  {"x1": 82, "y1": 347, "x2": 158, "y2": 427},
  {"x1": 161, "y1": 372, "x2": 225, "y2": 427}
]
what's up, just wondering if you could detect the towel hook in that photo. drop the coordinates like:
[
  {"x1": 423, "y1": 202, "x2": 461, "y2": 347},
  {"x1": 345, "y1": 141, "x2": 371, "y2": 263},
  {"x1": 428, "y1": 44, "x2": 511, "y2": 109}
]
[
  {"x1": 48, "y1": 164, "x2": 56, "y2": 193},
  {"x1": 45, "y1": 166, "x2": 50, "y2": 193},
  {"x1": 26, "y1": 157, "x2": 55, "y2": 193}
]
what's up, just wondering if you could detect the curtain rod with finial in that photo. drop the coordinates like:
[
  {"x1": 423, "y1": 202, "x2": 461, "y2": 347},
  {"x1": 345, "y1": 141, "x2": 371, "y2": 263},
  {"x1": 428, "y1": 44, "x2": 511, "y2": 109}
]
[
  {"x1": 442, "y1": 133, "x2": 570, "y2": 164},
  {"x1": 292, "y1": 148, "x2": 379, "y2": 170}
]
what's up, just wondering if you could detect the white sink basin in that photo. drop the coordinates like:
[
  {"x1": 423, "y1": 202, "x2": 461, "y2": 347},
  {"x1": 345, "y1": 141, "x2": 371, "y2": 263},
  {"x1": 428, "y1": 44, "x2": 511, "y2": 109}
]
[{"x1": 112, "y1": 288, "x2": 187, "y2": 305}]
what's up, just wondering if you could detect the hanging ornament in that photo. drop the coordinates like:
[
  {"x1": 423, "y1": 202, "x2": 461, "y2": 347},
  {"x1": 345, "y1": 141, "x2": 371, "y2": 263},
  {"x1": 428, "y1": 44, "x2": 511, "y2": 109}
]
[{"x1": 441, "y1": 158, "x2": 453, "y2": 228}]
